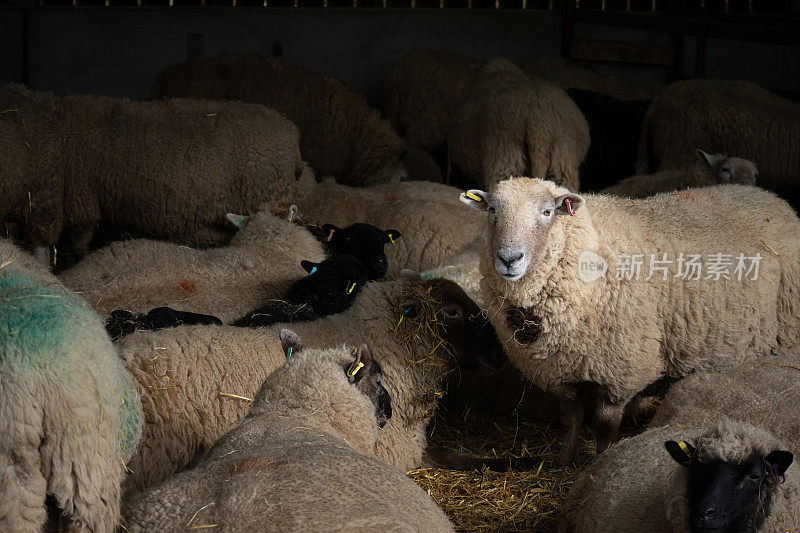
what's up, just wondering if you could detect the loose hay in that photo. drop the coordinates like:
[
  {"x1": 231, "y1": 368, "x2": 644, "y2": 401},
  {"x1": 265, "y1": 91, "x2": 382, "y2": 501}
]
[{"x1": 409, "y1": 410, "x2": 595, "y2": 532}]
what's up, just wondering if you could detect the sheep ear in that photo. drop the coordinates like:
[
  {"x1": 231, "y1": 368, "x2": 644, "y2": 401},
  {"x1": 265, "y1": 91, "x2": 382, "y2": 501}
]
[
  {"x1": 383, "y1": 229, "x2": 401, "y2": 245},
  {"x1": 554, "y1": 193, "x2": 585, "y2": 216},
  {"x1": 399, "y1": 269, "x2": 421, "y2": 282},
  {"x1": 665, "y1": 440, "x2": 695, "y2": 467},
  {"x1": 280, "y1": 329, "x2": 303, "y2": 360},
  {"x1": 226, "y1": 213, "x2": 249, "y2": 229},
  {"x1": 399, "y1": 298, "x2": 421, "y2": 319},
  {"x1": 766, "y1": 450, "x2": 793, "y2": 483},
  {"x1": 460, "y1": 190, "x2": 489, "y2": 212},
  {"x1": 696, "y1": 149, "x2": 720, "y2": 170},
  {"x1": 286, "y1": 205, "x2": 298, "y2": 223},
  {"x1": 322, "y1": 224, "x2": 339, "y2": 242},
  {"x1": 300, "y1": 260, "x2": 318, "y2": 274},
  {"x1": 347, "y1": 344, "x2": 372, "y2": 384}
]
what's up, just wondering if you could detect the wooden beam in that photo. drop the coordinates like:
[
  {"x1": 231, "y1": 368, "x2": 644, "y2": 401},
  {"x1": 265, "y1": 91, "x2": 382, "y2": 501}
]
[{"x1": 570, "y1": 38, "x2": 674, "y2": 65}]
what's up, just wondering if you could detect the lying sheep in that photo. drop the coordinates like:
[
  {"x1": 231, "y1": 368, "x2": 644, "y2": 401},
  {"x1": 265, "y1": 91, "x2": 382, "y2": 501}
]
[
  {"x1": 231, "y1": 254, "x2": 369, "y2": 327},
  {"x1": 637, "y1": 78, "x2": 800, "y2": 204},
  {"x1": 119, "y1": 274, "x2": 502, "y2": 495},
  {"x1": 602, "y1": 149, "x2": 759, "y2": 198},
  {"x1": 291, "y1": 180, "x2": 485, "y2": 278},
  {"x1": 60, "y1": 207, "x2": 326, "y2": 322},
  {"x1": 421, "y1": 237, "x2": 483, "y2": 305},
  {"x1": 0, "y1": 84, "x2": 308, "y2": 263},
  {"x1": 0, "y1": 239, "x2": 142, "y2": 532},
  {"x1": 385, "y1": 49, "x2": 485, "y2": 154},
  {"x1": 150, "y1": 53, "x2": 408, "y2": 186},
  {"x1": 560, "y1": 419, "x2": 798, "y2": 533},
  {"x1": 462, "y1": 178, "x2": 800, "y2": 465},
  {"x1": 448, "y1": 59, "x2": 589, "y2": 191},
  {"x1": 123, "y1": 339, "x2": 454, "y2": 533}
]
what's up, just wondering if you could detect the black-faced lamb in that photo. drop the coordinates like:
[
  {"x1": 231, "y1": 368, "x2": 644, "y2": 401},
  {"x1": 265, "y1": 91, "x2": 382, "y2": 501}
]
[
  {"x1": 601, "y1": 149, "x2": 759, "y2": 198},
  {"x1": 117, "y1": 275, "x2": 503, "y2": 494},
  {"x1": 122, "y1": 339, "x2": 454, "y2": 532},
  {"x1": 462, "y1": 177, "x2": 800, "y2": 465},
  {"x1": 448, "y1": 59, "x2": 589, "y2": 192},
  {"x1": 150, "y1": 53, "x2": 409, "y2": 186},
  {"x1": 637, "y1": 78, "x2": 800, "y2": 205},
  {"x1": 60, "y1": 206, "x2": 326, "y2": 323},
  {"x1": 0, "y1": 239, "x2": 142, "y2": 532},
  {"x1": 0, "y1": 84, "x2": 308, "y2": 263},
  {"x1": 231, "y1": 254, "x2": 369, "y2": 328},
  {"x1": 290, "y1": 179, "x2": 485, "y2": 278},
  {"x1": 560, "y1": 419, "x2": 798, "y2": 533}
]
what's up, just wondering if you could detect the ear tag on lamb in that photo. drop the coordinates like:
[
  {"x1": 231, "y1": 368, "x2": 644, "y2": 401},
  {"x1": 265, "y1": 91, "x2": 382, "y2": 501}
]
[
  {"x1": 564, "y1": 198, "x2": 575, "y2": 216},
  {"x1": 234, "y1": 216, "x2": 245, "y2": 227},
  {"x1": 678, "y1": 441, "x2": 693, "y2": 459},
  {"x1": 286, "y1": 347, "x2": 293, "y2": 361},
  {"x1": 347, "y1": 360, "x2": 364, "y2": 378},
  {"x1": 465, "y1": 191, "x2": 483, "y2": 202},
  {"x1": 326, "y1": 228, "x2": 335, "y2": 242},
  {"x1": 287, "y1": 205, "x2": 298, "y2": 223},
  {"x1": 388, "y1": 233, "x2": 396, "y2": 246},
  {"x1": 346, "y1": 281, "x2": 357, "y2": 294},
  {"x1": 307, "y1": 266, "x2": 318, "y2": 277}
]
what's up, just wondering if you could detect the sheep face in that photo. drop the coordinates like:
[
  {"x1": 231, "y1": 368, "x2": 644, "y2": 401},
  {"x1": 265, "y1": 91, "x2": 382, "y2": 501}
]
[
  {"x1": 323, "y1": 223, "x2": 401, "y2": 280},
  {"x1": 666, "y1": 440, "x2": 793, "y2": 533},
  {"x1": 696, "y1": 149, "x2": 759, "y2": 186},
  {"x1": 460, "y1": 178, "x2": 584, "y2": 281}
]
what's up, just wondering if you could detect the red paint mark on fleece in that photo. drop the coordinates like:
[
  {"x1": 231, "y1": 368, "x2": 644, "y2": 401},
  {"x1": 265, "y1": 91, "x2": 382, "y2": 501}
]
[{"x1": 177, "y1": 278, "x2": 198, "y2": 292}]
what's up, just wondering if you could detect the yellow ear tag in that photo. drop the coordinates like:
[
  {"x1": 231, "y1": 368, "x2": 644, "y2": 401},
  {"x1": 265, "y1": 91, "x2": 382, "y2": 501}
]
[
  {"x1": 287, "y1": 205, "x2": 297, "y2": 222},
  {"x1": 347, "y1": 361, "x2": 364, "y2": 378},
  {"x1": 678, "y1": 441, "x2": 692, "y2": 458},
  {"x1": 388, "y1": 233, "x2": 396, "y2": 246},
  {"x1": 346, "y1": 281, "x2": 356, "y2": 294},
  {"x1": 465, "y1": 191, "x2": 483, "y2": 202}
]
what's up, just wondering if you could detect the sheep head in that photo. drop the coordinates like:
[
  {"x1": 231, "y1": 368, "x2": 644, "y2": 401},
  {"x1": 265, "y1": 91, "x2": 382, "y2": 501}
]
[
  {"x1": 460, "y1": 177, "x2": 584, "y2": 281},
  {"x1": 696, "y1": 149, "x2": 759, "y2": 186}
]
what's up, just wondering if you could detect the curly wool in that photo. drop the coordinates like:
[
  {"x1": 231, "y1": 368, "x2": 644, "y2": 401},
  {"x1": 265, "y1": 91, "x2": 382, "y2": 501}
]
[
  {"x1": 637, "y1": 78, "x2": 800, "y2": 202},
  {"x1": 448, "y1": 59, "x2": 589, "y2": 191},
  {"x1": 122, "y1": 347, "x2": 454, "y2": 533},
  {"x1": 60, "y1": 207, "x2": 325, "y2": 322},
  {"x1": 0, "y1": 83, "x2": 307, "y2": 251},
  {"x1": 150, "y1": 53, "x2": 406, "y2": 186},
  {"x1": 0, "y1": 239, "x2": 142, "y2": 532}
]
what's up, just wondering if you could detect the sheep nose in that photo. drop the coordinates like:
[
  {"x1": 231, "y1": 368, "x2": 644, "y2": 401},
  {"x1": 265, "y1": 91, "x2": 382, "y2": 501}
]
[{"x1": 497, "y1": 249, "x2": 524, "y2": 268}]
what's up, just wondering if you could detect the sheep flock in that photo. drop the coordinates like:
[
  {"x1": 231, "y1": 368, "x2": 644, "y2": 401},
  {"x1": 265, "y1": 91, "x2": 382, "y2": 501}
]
[{"x1": 2, "y1": 48, "x2": 799, "y2": 533}]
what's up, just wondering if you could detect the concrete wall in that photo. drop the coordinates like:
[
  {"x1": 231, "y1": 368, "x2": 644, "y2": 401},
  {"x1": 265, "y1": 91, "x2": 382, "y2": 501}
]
[{"x1": 1, "y1": 7, "x2": 798, "y2": 106}]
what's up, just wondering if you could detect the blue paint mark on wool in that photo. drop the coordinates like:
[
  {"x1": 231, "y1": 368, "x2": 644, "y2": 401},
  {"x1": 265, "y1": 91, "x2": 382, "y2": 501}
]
[{"x1": 0, "y1": 272, "x2": 81, "y2": 369}]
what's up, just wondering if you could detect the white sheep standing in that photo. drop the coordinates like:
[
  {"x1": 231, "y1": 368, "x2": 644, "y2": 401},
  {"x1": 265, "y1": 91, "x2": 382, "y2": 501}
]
[
  {"x1": 461, "y1": 177, "x2": 800, "y2": 465},
  {"x1": 59, "y1": 206, "x2": 325, "y2": 323},
  {"x1": 0, "y1": 239, "x2": 142, "y2": 532},
  {"x1": 448, "y1": 59, "x2": 589, "y2": 192},
  {"x1": 122, "y1": 338, "x2": 454, "y2": 533},
  {"x1": 601, "y1": 149, "x2": 758, "y2": 198}
]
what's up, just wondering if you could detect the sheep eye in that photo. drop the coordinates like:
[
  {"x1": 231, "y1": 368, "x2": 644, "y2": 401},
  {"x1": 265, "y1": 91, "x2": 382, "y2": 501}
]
[
  {"x1": 543, "y1": 209, "x2": 552, "y2": 217},
  {"x1": 488, "y1": 206, "x2": 496, "y2": 214}
]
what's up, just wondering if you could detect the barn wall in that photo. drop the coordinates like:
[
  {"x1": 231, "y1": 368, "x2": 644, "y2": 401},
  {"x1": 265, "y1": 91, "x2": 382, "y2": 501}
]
[{"x1": 2, "y1": 8, "x2": 799, "y2": 105}]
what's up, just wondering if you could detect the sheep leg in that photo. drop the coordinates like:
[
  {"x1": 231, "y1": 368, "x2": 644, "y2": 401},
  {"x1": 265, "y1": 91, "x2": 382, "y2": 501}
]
[
  {"x1": 557, "y1": 392, "x2": 584, "y2": 467},
  {"x1": 70, "y1": 229, "x2": 95, "y2": 262},
  {"x1": 593, "y1": 395, "x2": 627, "y2": 455}
]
